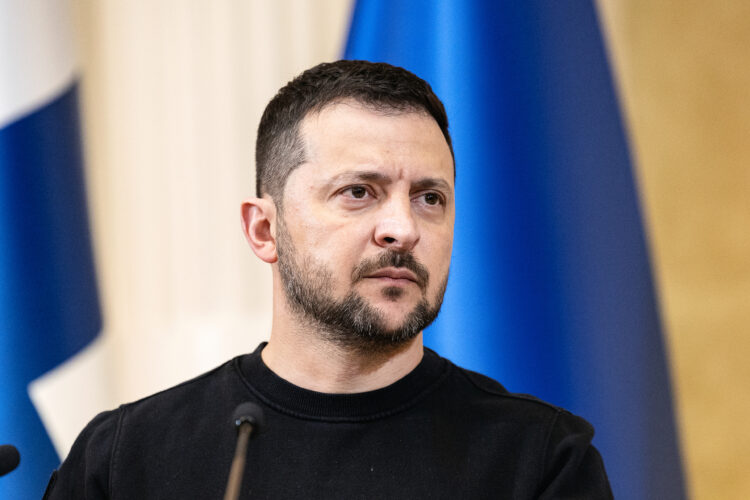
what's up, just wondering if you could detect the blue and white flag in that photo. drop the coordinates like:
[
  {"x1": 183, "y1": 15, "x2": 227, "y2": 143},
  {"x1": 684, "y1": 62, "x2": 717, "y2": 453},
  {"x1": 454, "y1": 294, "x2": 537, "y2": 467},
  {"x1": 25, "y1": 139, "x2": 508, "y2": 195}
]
[
  {"x1": 1, "y1": 2, "x2": 104, "y2": 497},
  {"x1": 346, "y1": 1, "x2": 686, "y2": 498}
]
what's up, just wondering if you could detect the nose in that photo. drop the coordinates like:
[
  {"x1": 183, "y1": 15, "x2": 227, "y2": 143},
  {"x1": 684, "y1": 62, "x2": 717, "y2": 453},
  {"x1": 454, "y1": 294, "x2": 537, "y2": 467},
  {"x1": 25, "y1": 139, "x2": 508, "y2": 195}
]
[{"x1": 373, "y1": 197, "x2": 420, "y2": 251}]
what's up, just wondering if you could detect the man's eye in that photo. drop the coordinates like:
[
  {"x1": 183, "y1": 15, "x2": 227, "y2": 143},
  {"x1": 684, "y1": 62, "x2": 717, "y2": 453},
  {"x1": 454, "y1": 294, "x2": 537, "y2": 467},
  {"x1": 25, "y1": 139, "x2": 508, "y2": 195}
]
[
  {"x1": 347, "y1": 186, "x2": 368, "y2": 199},
  {"x1": 424, "y1": 193, "x2": 439, "y2": 205},
  {"x1": 422, "y1": 192, "x2": 442, "y2": 205}
]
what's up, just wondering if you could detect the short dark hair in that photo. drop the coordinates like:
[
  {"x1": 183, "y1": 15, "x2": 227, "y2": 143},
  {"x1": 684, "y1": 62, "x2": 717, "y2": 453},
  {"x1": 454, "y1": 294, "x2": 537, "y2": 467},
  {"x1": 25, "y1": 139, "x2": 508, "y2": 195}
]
[{"x1": 255, "y1": 60, "x2": 453, "y2": 201}]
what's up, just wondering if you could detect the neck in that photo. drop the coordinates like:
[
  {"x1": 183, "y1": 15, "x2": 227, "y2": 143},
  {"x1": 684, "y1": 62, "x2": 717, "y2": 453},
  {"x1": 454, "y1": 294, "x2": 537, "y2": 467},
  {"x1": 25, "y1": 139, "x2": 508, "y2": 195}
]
[{"x1": 261, "y1": 316, "x2": 424, "y2": 394}]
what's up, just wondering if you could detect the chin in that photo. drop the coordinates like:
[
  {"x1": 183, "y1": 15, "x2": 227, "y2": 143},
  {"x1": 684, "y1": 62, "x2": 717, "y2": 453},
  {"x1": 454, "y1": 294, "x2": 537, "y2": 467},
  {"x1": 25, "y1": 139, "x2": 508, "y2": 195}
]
[{"x1": 372, "y1": 297, "x2": 420, "y2": 315}]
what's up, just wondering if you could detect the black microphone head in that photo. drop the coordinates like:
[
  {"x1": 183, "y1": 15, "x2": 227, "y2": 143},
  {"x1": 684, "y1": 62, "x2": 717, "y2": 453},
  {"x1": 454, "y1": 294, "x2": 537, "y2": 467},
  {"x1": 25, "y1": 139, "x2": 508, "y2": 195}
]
[
  {"x1": 0, "y1": 445, "x2": 20, "y2": 477},
  {"x1": 232, "y1": 402, "x2": 265, "y2": 433}
]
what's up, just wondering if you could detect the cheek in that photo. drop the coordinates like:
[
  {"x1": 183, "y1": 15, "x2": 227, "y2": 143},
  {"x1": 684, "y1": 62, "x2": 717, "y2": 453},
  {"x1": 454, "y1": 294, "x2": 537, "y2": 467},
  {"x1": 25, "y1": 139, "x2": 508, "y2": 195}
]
[
  {"x1": 422, "y1": 233, "x2": 453, "y2": 280},
  {"x1": 288, "y1": 214, "x2": 372, "y2": 268}
]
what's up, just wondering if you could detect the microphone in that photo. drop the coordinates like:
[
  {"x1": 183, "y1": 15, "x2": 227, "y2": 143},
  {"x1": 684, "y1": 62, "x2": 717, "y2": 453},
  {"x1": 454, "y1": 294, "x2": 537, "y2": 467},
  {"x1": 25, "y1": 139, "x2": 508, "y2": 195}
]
[
  {"x1": 223, "y1": 402, "x2": 264, "y2": 500},
  {"x1": 0, "y1": 445, "x2": 20, "y2": 477}
]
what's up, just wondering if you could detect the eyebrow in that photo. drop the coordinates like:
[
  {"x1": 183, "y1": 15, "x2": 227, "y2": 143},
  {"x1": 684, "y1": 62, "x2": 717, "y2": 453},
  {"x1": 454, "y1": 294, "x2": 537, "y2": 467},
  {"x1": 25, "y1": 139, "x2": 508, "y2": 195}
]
[
  {"x1": 411, "y1": 178, "x2": 452, "y2": 193},
  {"x1": 325, "y1": 171, "x2": 452, "y2": 193},
  {"x1": 326, "y1": 171, "x2": 391, "y2": 186}
]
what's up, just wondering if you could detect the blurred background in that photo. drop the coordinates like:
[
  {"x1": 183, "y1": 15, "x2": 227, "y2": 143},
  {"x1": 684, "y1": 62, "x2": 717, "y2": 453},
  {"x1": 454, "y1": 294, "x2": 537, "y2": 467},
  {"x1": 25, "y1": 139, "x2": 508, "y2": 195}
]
[
  {"x1": 599, "y1": 2, "x2": 750, "y2": 497},
  {"x1": 2, "y1": 1, "x2": 748, "y2": 498}
]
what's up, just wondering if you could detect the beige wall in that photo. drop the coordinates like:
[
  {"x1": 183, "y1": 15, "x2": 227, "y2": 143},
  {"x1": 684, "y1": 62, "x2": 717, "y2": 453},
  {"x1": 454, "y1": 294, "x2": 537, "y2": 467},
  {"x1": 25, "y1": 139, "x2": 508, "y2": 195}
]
[
  {"x1": 599, "y1": 1, "x2": 750, "y2": 498},
  {"x1": 70, "y1": 1, "x2": 749, "y2": 498},
  {"x1": 71, "y1": 0, "x2": 353, "y2": 403}
]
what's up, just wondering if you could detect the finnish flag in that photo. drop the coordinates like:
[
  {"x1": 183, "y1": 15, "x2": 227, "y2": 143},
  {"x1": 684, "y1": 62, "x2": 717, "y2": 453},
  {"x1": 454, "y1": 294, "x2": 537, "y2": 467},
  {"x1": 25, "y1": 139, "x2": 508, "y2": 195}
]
[{"x1": 1, "y1": 1, "x2": 107, "y2": 497}]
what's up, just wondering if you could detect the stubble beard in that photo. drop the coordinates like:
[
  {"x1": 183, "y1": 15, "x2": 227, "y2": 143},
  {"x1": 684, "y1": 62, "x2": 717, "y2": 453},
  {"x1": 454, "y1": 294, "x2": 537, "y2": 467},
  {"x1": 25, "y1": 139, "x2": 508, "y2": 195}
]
[{"x1": 275, "y1": 218, "x2": 448, "y2": 353}]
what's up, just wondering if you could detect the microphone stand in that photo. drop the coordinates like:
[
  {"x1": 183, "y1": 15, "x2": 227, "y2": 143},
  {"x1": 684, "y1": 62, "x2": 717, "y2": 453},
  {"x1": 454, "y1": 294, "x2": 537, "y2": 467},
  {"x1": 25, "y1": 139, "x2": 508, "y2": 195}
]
[{"x1": 224, "y1": 420, "x2": 254, "y2": 500}]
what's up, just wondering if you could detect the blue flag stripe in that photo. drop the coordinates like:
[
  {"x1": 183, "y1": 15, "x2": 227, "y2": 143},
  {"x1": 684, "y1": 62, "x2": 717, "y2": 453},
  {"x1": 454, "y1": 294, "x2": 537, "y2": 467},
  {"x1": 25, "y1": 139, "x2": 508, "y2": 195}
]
[{"x1": 0, "y1": 82, "x2": 101, "y2": 498}]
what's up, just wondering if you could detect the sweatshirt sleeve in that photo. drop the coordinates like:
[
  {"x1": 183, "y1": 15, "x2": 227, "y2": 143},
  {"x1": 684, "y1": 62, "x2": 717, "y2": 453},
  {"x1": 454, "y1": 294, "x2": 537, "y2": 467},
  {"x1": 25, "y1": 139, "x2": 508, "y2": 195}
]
[
  {"x1": 536, "y1": 410, "x2": 614, "y2": 499},
  {"x1": 43, "y1": 409, "x2": 120, "y2": 500}
]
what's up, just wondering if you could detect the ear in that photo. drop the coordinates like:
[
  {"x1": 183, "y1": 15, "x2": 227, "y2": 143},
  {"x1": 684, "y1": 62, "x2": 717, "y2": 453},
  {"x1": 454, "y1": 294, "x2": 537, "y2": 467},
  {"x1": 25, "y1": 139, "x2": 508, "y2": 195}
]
[{"x1": 241, "y1": 196, "x2": 278, "y2": 263}]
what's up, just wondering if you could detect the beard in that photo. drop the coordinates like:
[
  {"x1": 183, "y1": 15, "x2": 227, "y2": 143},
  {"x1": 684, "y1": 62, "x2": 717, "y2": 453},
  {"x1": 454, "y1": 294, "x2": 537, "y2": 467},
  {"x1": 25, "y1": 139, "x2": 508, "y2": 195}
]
[{"x1": 275, "y1": 218, "x2": 448, "y2": 352}]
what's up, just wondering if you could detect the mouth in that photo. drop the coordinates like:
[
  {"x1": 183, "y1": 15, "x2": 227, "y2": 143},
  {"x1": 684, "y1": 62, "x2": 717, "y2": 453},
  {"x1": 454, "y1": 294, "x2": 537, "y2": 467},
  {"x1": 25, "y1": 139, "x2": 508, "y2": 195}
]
[{"x1": 365, "y1": 267, "x2": 419, "y2": 285}]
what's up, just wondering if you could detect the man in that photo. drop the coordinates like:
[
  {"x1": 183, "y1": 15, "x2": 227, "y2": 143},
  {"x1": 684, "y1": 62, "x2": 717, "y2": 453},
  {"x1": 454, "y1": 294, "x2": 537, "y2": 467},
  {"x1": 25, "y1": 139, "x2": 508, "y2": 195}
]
[{"x1": 46, "y1": 60, "x2": 612, "y2": 498}]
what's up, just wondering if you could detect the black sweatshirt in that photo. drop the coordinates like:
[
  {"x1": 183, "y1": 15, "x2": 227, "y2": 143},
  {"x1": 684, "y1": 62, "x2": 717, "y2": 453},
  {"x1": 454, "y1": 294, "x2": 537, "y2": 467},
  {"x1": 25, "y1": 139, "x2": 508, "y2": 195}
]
[{"x1": 45, "y1": 344, "x2": 612, "y2": 499}]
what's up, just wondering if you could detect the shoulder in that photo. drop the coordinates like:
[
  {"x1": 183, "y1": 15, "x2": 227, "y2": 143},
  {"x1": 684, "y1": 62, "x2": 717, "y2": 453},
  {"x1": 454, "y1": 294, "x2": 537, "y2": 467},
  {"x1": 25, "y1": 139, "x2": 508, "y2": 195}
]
[
  {"x1": 440, "y1": 357, "x2": 585, "y2": 425},
  {"x1": 44, "y1": 408, "x2": 121, "y2": 498},
  {"x1": 105, "y1": 355, "x2": 253, "y2": 466},
  {"x1": 116, "y1": 356, "x2": 244, "y2": 422},
  {"x1": 46, "y1": 356, "x2": 245, "y2": 498},
  {"x1": 433, "y1": 356, "x2": 612, "y2": 498},
  {"x1": 434, "y1": 355, "x2": 598, "y2": 457}
]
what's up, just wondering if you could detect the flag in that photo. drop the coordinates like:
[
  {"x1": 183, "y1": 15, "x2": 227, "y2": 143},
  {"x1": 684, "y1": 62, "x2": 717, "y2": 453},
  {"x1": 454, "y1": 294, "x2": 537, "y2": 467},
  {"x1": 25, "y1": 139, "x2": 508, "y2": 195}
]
[
  {"x1": 1, "y1": 1, "x2": 102, "y2": 497},
  {"x1": 346, "y1": 1, "x2": 686, "y2": 498}
]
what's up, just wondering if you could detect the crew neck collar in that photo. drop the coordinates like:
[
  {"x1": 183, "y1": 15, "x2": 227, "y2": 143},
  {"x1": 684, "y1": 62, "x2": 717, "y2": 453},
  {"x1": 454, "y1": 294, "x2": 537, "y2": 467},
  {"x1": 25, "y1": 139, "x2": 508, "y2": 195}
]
[{"x1": 237, "y1": 342, "x2": 449, "y2": 422}]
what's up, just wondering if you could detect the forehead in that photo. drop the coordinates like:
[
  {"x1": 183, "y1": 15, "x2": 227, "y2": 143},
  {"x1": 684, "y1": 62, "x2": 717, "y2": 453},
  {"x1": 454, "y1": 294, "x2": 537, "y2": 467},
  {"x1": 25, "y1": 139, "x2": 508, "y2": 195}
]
[{"x1": 295, "y1": 100, "x2": 454, "y2": 185}]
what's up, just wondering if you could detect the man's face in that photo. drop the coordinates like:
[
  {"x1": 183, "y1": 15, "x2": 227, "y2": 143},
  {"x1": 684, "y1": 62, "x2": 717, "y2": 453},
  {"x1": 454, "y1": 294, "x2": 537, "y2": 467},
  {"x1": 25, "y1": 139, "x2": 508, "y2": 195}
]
[{"x1": 275, "y1": 100, "x2": 455, "y2": 349}]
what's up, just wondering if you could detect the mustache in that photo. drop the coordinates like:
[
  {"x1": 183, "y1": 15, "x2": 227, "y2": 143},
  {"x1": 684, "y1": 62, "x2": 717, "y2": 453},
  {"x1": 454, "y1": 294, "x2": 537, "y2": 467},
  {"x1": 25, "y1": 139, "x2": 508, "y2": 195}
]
[{"x1": 351, "y1": 251, "x2": 430, "y2": 291}]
